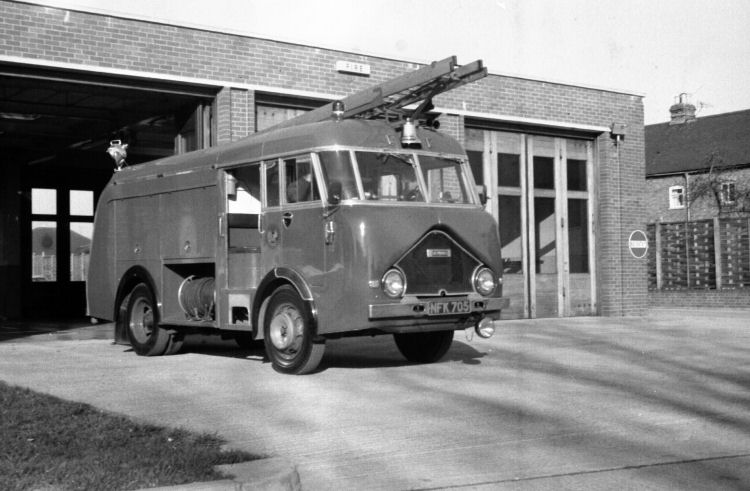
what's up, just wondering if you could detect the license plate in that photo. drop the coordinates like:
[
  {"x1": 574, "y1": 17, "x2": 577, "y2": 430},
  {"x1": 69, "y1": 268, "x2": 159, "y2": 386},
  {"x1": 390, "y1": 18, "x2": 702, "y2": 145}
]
[{"x1": 425, "y1": 299, "x2": 471, "y2": 316}]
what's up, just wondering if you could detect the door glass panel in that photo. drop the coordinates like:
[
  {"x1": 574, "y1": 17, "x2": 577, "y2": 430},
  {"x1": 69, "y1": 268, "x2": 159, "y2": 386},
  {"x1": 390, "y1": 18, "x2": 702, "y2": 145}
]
[
  {"x1": 265, "y1": 160, "x2": 280, "y2": 207},
  {"x1": 498, "y1": 154, "x2": 520, "y2": 187},
  {"x1": 32, "y1": 188, "x2": 56, "y2": 215},
  {"x1": 70, "y1": 190, "x2": 94, "y2": 216},
  {"x1": 70, "y1": 222, "x2": 93, "y2": 282},
  {"x1": 567, "y1": 160, "x2": 587, "y2": 191},
  {"x1": 498, "y1": 194, "x2": 526, "y2": 319},
  {"x1": 466, "y1": 150, "x2": 484, "y2": 186},
  {"x1": 534, "y1": 198, "x2": 557, "y2": 274},
  {"x1": 534, "y1": 197, "x2": 557, "y2": 317},
  {"x1": 32, "y1": 221, "x2": 57, "y2": 281},
  {"x1": 533, "y1": 157, "x2": 555, "y2": 190},
  {"x1": 496, "y1": 132, "x2": 522, "y2": 188},
  {"x1": 532, "y1": 136, "x2": 555, "y2": 190},
  {"x1": 568, "y1": 199, "x2": 589, "y2": 273},
  {"x1": 284, "y1": 155, "x2": 319, "y2": 203},
  {"x1": 499, "y1": 195, "x2": 523, "y2": 274},
  {"x1": 568, "y1": 198, "x2": 592, "y2": 314},
  {"x1": 567, "y1": 139, "x2": 588, "y2": 191}
]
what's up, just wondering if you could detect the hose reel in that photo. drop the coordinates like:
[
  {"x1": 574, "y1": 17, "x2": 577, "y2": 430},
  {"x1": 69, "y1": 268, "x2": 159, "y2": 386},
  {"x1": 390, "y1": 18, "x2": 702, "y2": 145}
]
[{"x1": 177, "y1": 276, "x2": 215, "y2": 321}]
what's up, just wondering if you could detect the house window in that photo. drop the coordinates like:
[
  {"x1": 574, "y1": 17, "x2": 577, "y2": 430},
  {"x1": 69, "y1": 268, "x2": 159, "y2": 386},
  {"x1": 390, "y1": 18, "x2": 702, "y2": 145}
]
[
  {"x1": 669, "y1": 185, "x2": 685, "y2": 209},
  {"x1": 720, "y1": 182, "x2": 736, "y2": 205}
]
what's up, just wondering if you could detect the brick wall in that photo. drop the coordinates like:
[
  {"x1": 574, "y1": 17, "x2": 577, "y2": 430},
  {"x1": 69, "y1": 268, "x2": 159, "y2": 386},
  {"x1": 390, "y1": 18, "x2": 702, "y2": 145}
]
[{"x1": 0, "y1": 1, "x2": 646, "y2": 316}]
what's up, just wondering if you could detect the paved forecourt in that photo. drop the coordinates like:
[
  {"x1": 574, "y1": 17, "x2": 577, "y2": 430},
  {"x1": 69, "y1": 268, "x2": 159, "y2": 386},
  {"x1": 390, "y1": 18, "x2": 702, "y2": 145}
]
[{"x1": 1, "y1": 309, "x2": 749, "y2": 489}]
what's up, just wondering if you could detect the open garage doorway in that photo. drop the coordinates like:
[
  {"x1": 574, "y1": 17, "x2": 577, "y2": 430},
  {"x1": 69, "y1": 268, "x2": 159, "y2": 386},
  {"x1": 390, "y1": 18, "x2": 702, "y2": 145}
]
[{"x1": 0, "y1": 63, "x2": 218, "y2": 319}]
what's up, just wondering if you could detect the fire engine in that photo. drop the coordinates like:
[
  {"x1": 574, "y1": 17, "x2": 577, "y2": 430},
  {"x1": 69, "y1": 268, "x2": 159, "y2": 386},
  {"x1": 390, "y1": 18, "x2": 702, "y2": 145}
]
[{"x1": 87, "y1": 56, "x2": 509, "y2": 374}]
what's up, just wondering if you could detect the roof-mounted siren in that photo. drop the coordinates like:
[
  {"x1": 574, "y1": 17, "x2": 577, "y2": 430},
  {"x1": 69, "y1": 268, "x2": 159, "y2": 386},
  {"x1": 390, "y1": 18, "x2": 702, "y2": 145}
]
[{"x1": 107, "y1": 140, "x2": 128, "y2": 172}]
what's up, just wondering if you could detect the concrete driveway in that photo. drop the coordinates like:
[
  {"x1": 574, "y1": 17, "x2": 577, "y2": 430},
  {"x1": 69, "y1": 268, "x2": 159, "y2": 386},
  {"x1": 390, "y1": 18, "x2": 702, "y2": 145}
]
[{"x1": 1, "y1": 308, "x2": 749, "y2": 490}]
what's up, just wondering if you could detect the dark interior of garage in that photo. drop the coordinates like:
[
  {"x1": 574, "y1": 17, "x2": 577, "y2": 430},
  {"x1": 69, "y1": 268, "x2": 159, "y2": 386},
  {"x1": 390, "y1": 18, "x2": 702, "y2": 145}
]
[{"x1": 0, "y1": 62, "x2": 217, "y2": 319}]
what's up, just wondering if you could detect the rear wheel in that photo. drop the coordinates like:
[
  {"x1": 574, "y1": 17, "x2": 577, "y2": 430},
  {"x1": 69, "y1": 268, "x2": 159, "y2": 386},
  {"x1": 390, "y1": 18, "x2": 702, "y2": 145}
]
[
  {"x1": 125, "y1": 283, "x2": 171, "y2": 356},
  {"x1": 263, "y1": 285, "x2": 325, "y2": 374},
  {"x1": 394, "y1": 330, "x2": 454, "y2": 363}
]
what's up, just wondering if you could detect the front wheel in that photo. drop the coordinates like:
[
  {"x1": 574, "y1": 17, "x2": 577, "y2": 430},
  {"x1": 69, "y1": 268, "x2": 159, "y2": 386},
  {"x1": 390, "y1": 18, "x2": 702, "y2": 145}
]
[
  {"x1": 394, "y1": 331, "x2": 454, "y2": 363},
  {"x1": 263, "y1": 286, "x2": 325, "y2": 374}
]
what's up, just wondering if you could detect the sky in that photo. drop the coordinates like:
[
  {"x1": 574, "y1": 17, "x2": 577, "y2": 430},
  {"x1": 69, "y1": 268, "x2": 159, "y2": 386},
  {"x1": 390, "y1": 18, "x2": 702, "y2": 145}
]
[{"x1": 29, "y1": 0, "x2": 750, "y2": 125}]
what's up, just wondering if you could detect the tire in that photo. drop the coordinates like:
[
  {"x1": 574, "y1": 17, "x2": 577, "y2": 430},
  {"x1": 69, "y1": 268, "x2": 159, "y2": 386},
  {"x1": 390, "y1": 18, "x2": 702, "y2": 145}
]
[
  {"x1": 263, "y1": 285, "x2": 325, "y2": 374},
  {"x1": 124, "y1": 283, "x2": 171, "y2": 356},
  {"x1": 394, "y1": 330, "x2": 454, "y2": 363}
]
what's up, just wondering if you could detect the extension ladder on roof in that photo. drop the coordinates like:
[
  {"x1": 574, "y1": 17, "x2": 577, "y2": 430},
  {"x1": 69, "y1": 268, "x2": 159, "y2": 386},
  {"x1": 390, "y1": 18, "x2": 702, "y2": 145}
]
[{"x1": 270, "y1": 56, "x2": 487, "y2": 130}]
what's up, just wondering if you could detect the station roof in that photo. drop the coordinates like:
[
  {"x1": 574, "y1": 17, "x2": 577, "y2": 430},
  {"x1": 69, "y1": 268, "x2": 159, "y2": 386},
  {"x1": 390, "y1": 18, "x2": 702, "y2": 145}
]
[{"x1": 646, "y1": 108, "x2": 750, "y2": 176}]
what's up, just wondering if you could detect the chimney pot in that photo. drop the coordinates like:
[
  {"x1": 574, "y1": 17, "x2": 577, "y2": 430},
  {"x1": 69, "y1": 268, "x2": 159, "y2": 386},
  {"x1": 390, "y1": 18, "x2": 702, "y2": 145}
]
[{"x1": 669, "y1": 93, "x2": 696, "y2": 125}]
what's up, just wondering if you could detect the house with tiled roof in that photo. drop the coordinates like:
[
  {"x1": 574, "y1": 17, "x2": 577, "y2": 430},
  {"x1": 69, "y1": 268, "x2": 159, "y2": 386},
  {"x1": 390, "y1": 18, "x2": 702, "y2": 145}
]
[
  {"x1": 644, "y1": 98, "x2": 750, "y2": 308},
  {"x1": 645, "y1": 98, "x2": 750, "y2": 222}
]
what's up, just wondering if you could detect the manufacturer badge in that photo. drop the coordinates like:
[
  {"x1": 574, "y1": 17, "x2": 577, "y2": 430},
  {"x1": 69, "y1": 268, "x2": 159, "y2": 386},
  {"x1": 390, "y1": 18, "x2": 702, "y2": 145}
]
[{"x1": 426, "y1": 249, "x2": 451, "y2": 258}]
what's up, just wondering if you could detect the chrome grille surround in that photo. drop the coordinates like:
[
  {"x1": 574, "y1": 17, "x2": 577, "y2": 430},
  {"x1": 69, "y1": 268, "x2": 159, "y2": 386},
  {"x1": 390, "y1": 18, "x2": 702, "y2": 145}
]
[{"x1": 394, "y1": 230, "x2": 482, "y2": 296}]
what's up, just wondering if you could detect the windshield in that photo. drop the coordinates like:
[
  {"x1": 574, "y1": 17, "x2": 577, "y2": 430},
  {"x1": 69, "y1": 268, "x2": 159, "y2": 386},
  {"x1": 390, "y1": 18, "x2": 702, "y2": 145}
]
[
  {"x1": 318, "y1": 150, "x2": 475, "y2": 204},
  {"x1": 418, "y1": 155, "x2": 473, "y2": 204},
  {"x1": 356, "y1": 151, "x2": 422, "y2": 202}
]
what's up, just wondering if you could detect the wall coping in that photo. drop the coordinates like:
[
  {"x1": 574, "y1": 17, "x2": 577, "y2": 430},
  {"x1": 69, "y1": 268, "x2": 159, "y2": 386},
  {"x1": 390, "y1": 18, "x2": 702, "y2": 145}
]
[{"x1": 0, "y1": 54, "x2": 613, "y2": 135}]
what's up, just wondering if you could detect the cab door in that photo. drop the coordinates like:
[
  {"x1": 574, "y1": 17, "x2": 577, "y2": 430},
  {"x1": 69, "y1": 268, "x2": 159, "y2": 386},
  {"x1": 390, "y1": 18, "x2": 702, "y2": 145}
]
[{"x1": 261, "y1": 155, "x2": 327, "y2": 288}]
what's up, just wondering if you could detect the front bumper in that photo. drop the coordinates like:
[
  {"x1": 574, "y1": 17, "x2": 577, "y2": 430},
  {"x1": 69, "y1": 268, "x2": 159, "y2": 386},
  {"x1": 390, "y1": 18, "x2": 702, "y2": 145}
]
[{"x1": 368, "y1": 296, "x2": 509, "y2": 320}]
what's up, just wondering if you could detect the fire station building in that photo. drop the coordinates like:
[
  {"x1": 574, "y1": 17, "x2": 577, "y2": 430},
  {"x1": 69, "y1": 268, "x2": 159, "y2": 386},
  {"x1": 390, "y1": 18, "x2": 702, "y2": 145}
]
[{"x1": 0, "y1": 1, "x2": 646, "y2": 321}]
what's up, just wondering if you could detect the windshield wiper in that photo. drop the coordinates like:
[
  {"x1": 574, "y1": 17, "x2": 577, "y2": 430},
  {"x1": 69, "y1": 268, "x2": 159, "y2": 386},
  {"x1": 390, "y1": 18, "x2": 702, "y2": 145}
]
[{"x1": 383, "y1": 152, "x2": 414, "y2": 167}]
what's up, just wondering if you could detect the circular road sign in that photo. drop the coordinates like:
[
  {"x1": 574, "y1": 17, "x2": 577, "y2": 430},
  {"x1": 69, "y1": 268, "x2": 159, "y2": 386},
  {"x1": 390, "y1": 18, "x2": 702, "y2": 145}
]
[{"x1": 628, "y1": 230, "x2": 648, "y2": 259}]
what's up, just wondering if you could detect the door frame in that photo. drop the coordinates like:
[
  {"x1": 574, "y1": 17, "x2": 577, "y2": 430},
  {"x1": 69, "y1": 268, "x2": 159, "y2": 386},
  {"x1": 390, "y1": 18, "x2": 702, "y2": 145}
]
[
  {"x1": 477, "y1": 128, "x2": 597, "y2": 318},
  {"x1": 21, "y1": 166, "x2": 111, "y2": 318}
]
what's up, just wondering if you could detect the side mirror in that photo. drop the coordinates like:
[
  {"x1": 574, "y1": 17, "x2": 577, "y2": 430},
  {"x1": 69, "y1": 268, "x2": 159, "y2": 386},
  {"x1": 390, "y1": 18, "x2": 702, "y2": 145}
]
[
  {"x1": 328, "y1": 180, "x2": 342, "y2": 206},
  {"x1": 476, "y1": 184, "x2": 487, "y2": 206}
]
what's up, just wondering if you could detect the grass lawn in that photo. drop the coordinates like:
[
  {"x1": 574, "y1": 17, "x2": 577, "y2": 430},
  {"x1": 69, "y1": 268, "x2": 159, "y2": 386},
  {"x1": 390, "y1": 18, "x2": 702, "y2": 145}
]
[{"x1": 0, "y1": 381, "x2": 261, "y2": 490}]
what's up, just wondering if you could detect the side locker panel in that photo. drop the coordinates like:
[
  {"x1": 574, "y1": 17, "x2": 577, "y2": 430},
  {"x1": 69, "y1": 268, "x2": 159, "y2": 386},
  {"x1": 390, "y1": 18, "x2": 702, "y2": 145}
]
[
  {"x1": 114, "y1": 195, "x2": 161, "y2": 287},
  {"x1": 160, "y1": 187, "x2": 217, "y2": 260}
]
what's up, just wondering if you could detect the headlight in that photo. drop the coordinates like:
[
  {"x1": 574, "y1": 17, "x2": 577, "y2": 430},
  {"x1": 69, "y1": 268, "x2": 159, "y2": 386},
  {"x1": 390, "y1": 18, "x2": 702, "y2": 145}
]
[
  {"x1": 473, "y1": 267, "x2": 496, "y2": 296},
  {"x1": 382, "y1": 268, "x2": 406, "y2": 298}
]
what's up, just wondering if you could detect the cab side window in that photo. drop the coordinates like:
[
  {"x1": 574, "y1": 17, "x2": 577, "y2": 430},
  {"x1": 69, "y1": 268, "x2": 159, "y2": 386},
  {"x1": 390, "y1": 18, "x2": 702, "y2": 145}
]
[{"x1": 284, "y1": 155, "x2": 319, "y2": 204}]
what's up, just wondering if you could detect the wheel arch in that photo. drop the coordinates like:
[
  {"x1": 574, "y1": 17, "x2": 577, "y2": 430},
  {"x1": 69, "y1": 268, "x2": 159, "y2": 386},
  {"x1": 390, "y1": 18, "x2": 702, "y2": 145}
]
[
  {"x1": 252, "y1": 267, "x2": 319, "y2": 340},
  {"x1": 113, "y1": 266, "x2": 159, "y2": 344}
]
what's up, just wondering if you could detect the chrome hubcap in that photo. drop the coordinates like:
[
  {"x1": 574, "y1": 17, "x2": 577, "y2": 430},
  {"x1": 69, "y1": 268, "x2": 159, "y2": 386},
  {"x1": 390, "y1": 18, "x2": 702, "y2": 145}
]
[{"x1": 269, "y1": 303, "x2": 303, "y2": 351}]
